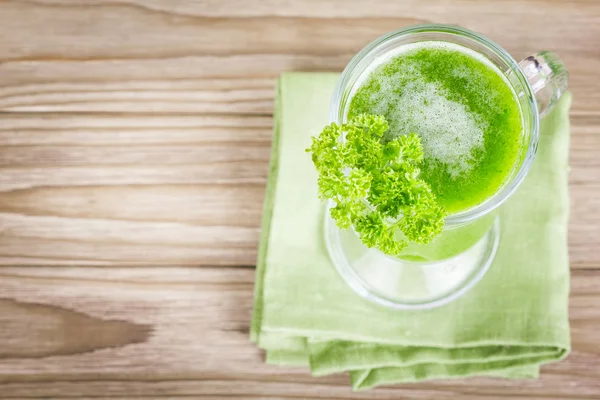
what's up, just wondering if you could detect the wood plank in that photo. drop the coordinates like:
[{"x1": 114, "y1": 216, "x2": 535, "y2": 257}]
[
  {"x1": 0, "y1": 266, "x2": 598, "y2": 399},
  {"x1": 0, "y1": 114, "x2": 270, "y2": 266},
  {"x1": 2, "y1": 0, "x2": 597, "y2": 57},
  {"x1": 0, "y1": 77, "x2": 276, "y2": 114},
  {"x1": 0, "y1": 0, "x2": 598, "y2": 398},
  {"x1": 0, "y1": 59, "x2": 598, "y2": 117},
  {"x1": 0, "y1": 1, "x2": 598, "y2": 115},
  {"x1": 0, "y1": 113, "x2": 273, "y2": 145},
  {"x1": 24, "y1": 0, "x2": 600, "y2": 18},
  {"x1": 0, "y1": 113, "x2": 598, "y2": 267}
]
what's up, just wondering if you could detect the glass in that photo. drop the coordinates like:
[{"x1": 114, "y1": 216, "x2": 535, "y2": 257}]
[{"x1": 325, "y1": 24, "x2": 568, "y2": 309}]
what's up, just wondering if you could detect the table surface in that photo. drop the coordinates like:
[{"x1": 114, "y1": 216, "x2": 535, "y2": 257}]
[{"x1": 1, "y1": 0, "x2": 599, "y2": 398}]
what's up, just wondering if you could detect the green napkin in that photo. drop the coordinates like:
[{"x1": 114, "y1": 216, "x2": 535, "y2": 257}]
[{"x1": 251, "y1": 72, "x2": 571, "y2": 390}]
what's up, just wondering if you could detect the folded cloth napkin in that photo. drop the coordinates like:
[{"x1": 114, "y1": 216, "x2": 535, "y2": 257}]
[{"x1": 251, "y1": 72, "x2": 571, "y2": 390}]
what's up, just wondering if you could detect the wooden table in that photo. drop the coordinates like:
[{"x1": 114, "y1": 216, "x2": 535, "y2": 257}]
[{"x1": 1, "y1": 1, "x2": 599, "y2": 398}]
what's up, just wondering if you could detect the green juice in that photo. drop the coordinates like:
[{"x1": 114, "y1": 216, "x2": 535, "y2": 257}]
[{"x1": 348, "y1": 41, "x2": 523, "y2": 214}]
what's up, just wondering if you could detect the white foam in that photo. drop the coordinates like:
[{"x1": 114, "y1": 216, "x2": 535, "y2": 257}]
[
  {"x1": 368, "y1": 74, "x2": 486, "y2": 178},
  {"x1": 350, "y1": 41, "x2": 503, "y2": 96},
  {"x1": 348, "y1": 41, "x2": 508, "y2": 178}
]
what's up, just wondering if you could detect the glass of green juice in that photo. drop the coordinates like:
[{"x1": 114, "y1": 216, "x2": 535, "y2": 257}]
[{"x1": 324, "y1": 24, "x2": 569, "y2": 309}]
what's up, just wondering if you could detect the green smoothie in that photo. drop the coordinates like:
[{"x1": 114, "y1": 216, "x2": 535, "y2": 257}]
[{"x1": 348, "y1": 41, "x2": 523, "y2": 214}]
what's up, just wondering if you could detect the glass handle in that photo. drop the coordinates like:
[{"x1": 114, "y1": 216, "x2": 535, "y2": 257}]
[{"x1": 518, "y1": 51, "x2": 569, "y2": 117}]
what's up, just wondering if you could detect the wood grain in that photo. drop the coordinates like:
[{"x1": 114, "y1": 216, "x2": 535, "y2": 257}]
[
  {"x1": 0, "y1": 113, "x2": 598, "y2": 267},
  {"x1": 0, "y1": 114, "x2": 272, "y2": 265},
  {"x1": 0, "y1": 0, "x2": 599, "y2": 398},
  {"x1": 0, "y1": 266, "x2": 599, "y2": 399},
  {"x1": 0, "y1": 0, "x2": 599, "y2": 267},
  {"x1": 0, "y1": 0, "x2": 599, "y2": 115}
]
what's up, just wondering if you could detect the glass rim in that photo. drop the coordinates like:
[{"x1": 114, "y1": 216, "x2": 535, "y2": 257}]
[{"x1": 329, "y1": 24, "x2": 540, "y2": 225}]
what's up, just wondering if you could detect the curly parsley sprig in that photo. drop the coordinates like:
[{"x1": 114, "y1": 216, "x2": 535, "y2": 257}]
[{"x1": 307, "y1": 114, "x2": 446, "y2": 256}]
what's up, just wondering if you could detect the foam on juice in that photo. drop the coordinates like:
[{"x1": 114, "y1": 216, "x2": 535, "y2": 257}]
[
  {"x1": 348, "y1": 41, "x2": 512, "y2": 179},
  {"x1": 347, "y1": 41, "x2": 524, "y2": 212},
  {"x1": 374, "y1": 78, "x2": 485, "y2": 178}
]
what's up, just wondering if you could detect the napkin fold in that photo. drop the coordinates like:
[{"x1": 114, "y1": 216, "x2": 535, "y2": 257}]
[{"x1": 251, "y1": 72, "x2": 571, "y2": 390}]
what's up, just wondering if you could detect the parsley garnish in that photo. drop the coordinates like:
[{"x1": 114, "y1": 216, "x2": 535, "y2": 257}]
[{"x1": 307, "y1": 114, "x2": 446, "y2": 256}]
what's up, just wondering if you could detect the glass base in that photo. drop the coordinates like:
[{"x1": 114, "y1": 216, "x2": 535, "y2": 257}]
[{"x1": 324, "y1": 211, "x2": 500, "y2": 310}]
